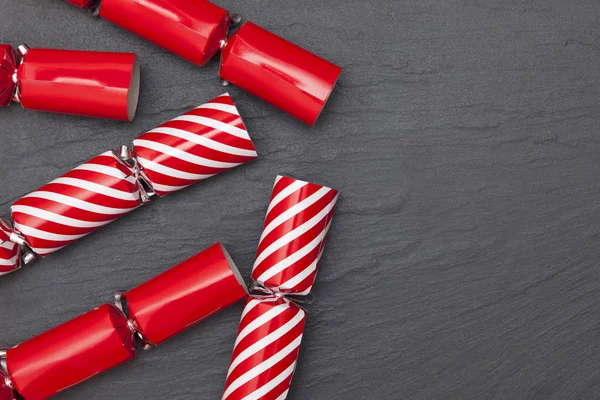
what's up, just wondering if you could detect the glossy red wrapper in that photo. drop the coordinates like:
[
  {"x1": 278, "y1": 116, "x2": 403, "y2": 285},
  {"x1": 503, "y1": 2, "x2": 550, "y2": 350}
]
[
  {"x1": 0, "y1": 243, "x2": 248, "y2": 398},
  {"x1": 99, "y1": 0, "x2": 230, "y2": 66},
  {"x1": 220, "y1": 22, "x2": 342, "y2": 126},
  {"x1": 65, "y1": 0, "x2": 94, "y2": 8},
  {"x1": 0, "y1": 370, "x2": 14, "y2": 400},
  {"x1": 17, "y1": 47, "x2": 140, "y2": 121},
  {"x1": 0, "y1": 45, "x2": 17, "y2": 107},
  {"x1": 5, "y1": 304, "x2": 135, "y2": 400},
  {"x1": 223, "y1": 176, "x2": 339, "y2": 400},
  {"x1": 124, "y1": 243, "x2": 248, "y2": 345}
]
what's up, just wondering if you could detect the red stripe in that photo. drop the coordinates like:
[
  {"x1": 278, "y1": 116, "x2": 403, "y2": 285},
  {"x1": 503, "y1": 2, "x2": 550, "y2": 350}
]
[
  {"x1": 256, "y1": 190, "x2": 337, "y2": 257},
  {"x1": 231, "y1": 303, "x2": 299, "y2": 363},
  {"x1": 135, "y1": 131, "x2": 255, "y2": 164},
  {"x1": 226, "y1": 307, "x2": 304, "y2": 387},
  {"x1": 28, "y1": 182, "x2": 140, "y2": 210},
  {"x1": 252, "y1": 214, "x2": 329, "y2": 284},
  {"x1": 10, "y1": 213, "x2": 110, "y2": 237},
  {"x1": 261, "y1": 184, "x2": 321, "y2": 230},
  {"x1": 157, "y1": 118, "x2": 255, "y2": 151},
  {"x1": 135, "y1": 146, "x2": 230, "y2": 177},
  {"x1": 61, "y1": 169, "x2": 138, "y2": 196},
  {"x1": 256, "y1": 241, "x2": 321, "y2": 290},
  {"x1": 184, "y1": 107, "x2": 248, "y2": 132},
  {"x1": 12, "y1": 197, "x2": 126, "y2": 223},
  {"x1": 20, "y1": 236, "x2": 79, "y2": 251},
  {"x1": 227, "y1": 350, "x2": 300, "y2": 400},
  {"x1": 266, "y1": 372, "x2": 296, "y2": 400},
  {"x1": 269, "y1": 177, "x2": 297, "y2": 202},
  {"x1": 209, "y1": 94, "x2": 236, "y2": 107}
]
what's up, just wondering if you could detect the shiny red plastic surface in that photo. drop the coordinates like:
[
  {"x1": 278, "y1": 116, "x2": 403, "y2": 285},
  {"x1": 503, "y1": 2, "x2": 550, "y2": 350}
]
[
  {"x1": 0, "y1": 370, "x2": 14, "y2": 400},
  {"x1": 125, "y1": 243, "x2": 248, "y2": 345},
  {"x1": 99, "y1": 0, "x2": 230, "y2": 66},
  {"x1": 17, "y1": 48, "x2": 139, "y2": 120},
  {"x1": 65, "y1": 0, "x2": 94, "y2": 8},
  {"x1": 220, "y1": 22, "x2": 342, "y2": 126},
  {"x1": 5, "y1": 304, "x2": 135, "y2": 400},
  {"x1": 0, "y1": 44, "x2": 17, "y2": 107}
]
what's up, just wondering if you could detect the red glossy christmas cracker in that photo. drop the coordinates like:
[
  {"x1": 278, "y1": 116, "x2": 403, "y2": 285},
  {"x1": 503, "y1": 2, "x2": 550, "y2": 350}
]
[
  {"x1": 0, "y1": 243, "x2": 248, "y2": 400},
  {"x1": 0, "y1": 44, "x2": 140, "y2": 120},
  {"x1": 222, "y1": 176, "x2": 339, "y2": 400},
  {"x1": 63, "y1": 0, "x2": 341, "y2": 125},
  {"x1": 1, "y1": 93, "x2": 256, "y2": 273},
  {"x1": 220, "y1": 22, "x2": 342, "y2": 126}
]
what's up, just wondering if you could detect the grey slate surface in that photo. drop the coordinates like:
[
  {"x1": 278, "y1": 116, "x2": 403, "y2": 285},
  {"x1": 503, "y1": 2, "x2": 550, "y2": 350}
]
[{"x1": 1, "y1": 0, "x2": 600, "y2": 399}]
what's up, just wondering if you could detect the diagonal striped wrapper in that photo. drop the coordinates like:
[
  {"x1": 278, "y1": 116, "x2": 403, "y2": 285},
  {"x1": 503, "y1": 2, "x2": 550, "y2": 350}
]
[
  {"x1": 11, "y1": 151, "x2": 143, "y2": 256},
  {"x1": 8, "y1": 93, "x2": 256, "y2": 260},
  {"x1": 222, "y1": 176, "x2": 339, "y2": 400},
  {"x1": 133, "y1": 93, "x2": 257, "y2": 196}
]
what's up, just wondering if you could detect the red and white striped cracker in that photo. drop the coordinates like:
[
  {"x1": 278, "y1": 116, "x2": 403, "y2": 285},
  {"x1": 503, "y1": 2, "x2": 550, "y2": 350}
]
[
  {"x1": 222, "y1": 297, "x2": 306, "y2": 400},
  {"x1": 252, "y1": 176, "x2": 339, "y2": 296},
  {"x1": 0, "y1": 217, "x2": 20, "y2": 275},
  {"x1": 133, "y1": 93, "x2": 257, "y2": 196},
  {"x1": 11, "y1": 151, "x2": 142, "y2": 256}
]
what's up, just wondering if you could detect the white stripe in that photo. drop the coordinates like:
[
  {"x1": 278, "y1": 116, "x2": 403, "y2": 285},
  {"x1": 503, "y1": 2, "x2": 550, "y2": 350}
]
[
  {"x1": 196, "y1": 102, "x2": 240, "y2": 116},
  {"x1": 142, "y1": 127, "x2": 257, "y2": 157},
  {"x1": 30, "y1": 244, "x2": 68, "y2": 256},
  {"x1": 228, "y1": 308, "x2": 304, "y2": 377},
  {"x1": 21, "y1": 191, "x2": 138, "y2": 215},
  {"x1": 254, "y1": 196, "x2": 338, "y2": 269},
  {"x1": 0, "y1": 241, "x2": 15, "y2": 251},
  {"x1": 261, "y1": 187, "x2": 331, "y2": 242},
  {"x1": 0, "y1": 254, "x2": 17, "y2": 266},
  {"x1": 265, "y1": 181, "x2": 308, "y2": 218},
  {"x1": 255, "y1": 232, "x2": 323, "y2": 284},
  {"x1": 137, "y1": 156, "x2": 214, "y2": 181},
  {"x1": 172, "y1": 115, "x2": 251, "y2": 140},
  {"x1": 11, "y1": 205, "x2": 111, "y2": 229},
  {"x1": 0, "y1": 269, "x2": 17, "y2": 276},
  {"x1": 73, "y1": 163, "x2": 128, "y2": 180},
  {"x1": 133, "y1": 139, "x2": 243, "y2": 169},
  {"x1": 275, "y1": 390, "x2": 289, "y2": 400},
  {"x1": 222, "y1": 334, "x2": 303, "y2": 400},
  {"x1": 279, "y1": 258, "x2": 318, "y2": 292},
  {"x1": 14, "y1": 222, "x2": 90, "y2": 242},
  {"x1": 233, "y1": 304, "x2": 288, "y2": 351},
  {"x1": 240, "y1": 299, "x2": 261, "y2": 321},
  {"x1": 146, "y1": 181, "x2": 193, "y2": 193},
  {"x1": 268, "y1": 217, "x2": 334, "y2": 290},
  {"x1": 50, "y1": 177, "x2": 139, "y2": 202},
  {"x1": 242, "y1": 362, "x2": 296, "y2": 400}
]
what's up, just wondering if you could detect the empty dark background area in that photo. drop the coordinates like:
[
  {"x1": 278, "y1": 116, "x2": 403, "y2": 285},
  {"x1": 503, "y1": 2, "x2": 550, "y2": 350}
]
[{"x1": 1, "y1": 0, "x2": 600, "y2": 399}]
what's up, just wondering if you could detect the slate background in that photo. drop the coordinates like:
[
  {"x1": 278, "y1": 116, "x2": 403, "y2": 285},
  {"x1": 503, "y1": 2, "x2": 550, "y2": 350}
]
[{"x1": 1, "y1": 0, "x2": 600, "y2": 399}]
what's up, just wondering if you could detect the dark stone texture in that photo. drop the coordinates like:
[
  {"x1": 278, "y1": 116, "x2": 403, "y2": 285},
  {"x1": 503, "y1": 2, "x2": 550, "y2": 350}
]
[{"x1": 1, "y1": 0, "x2": 600, "y2": 399}]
